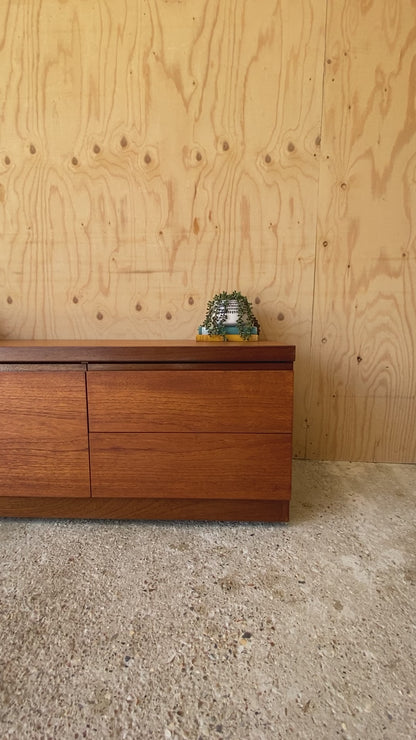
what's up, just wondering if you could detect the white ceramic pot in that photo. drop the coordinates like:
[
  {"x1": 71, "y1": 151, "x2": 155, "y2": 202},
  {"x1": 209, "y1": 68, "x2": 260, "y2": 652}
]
[{"x1": 218, "y1": 299, "x2": 244, "y2": 325}]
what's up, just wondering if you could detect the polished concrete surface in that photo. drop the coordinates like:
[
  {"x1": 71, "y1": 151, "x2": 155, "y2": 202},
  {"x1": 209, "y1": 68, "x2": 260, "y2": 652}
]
[{"x1": 0, "y1": 461, "x2": 415, "y2": 739}]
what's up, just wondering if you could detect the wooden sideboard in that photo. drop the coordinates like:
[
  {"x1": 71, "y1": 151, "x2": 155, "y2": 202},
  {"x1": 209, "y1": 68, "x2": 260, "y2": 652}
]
[{"x1": 0, "y1": 341, "x2": 295, "y2": 522}]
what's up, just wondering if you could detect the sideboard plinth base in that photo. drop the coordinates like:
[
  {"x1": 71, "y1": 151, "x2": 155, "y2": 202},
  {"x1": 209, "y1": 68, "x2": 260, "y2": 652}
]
[{"x1": 0, "y1": 497, "x2": 289, "y2": 523}]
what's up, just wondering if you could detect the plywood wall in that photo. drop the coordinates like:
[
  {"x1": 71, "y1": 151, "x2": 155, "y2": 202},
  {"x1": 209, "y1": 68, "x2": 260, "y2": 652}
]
[
  {"x1": 0, "y1": 0, "x2": 415, "y2": 462},
  {"x1": 306, "y1": 0, "x2": 416, "y2": 462}
]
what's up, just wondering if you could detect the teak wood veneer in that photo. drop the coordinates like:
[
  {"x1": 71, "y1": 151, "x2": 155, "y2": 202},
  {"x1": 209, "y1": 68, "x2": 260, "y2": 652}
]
[{"x1": 0, "y1": 340, "x2": 295, "y2": 522}]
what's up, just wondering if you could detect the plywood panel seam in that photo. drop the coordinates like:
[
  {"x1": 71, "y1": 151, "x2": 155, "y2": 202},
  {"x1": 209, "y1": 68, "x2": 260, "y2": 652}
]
[{"x1": 303, "y1": 0, "x2": 330, "y2": 460}]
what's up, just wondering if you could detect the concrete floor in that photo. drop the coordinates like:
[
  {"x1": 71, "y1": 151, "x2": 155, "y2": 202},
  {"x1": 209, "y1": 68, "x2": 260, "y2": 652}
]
[{"x1": 0, "y1": 461, "x2": 415, "y2": 740}]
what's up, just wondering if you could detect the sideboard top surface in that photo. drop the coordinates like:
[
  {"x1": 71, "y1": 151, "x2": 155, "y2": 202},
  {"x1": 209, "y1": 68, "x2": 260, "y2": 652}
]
[{"x1": 0, "y1": 340, "x2": 295, "y2": 364}]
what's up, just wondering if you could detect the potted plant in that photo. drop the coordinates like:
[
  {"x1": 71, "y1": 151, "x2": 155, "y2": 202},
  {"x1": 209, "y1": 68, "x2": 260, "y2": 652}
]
[{"x1": 200, "y1": 290, "x2": 260, "y2": 341}]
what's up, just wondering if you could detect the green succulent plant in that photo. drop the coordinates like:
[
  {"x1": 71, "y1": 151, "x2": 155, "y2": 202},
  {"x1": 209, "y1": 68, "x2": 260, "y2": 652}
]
[{"x1": 201, "y1": 290, "x2": 260, "y2": 341}]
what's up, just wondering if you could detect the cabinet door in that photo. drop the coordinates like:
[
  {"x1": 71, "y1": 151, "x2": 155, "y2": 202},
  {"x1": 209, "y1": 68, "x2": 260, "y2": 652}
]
[{"x1": 0, "y1": 367, "x2": 90, "y2": 497}]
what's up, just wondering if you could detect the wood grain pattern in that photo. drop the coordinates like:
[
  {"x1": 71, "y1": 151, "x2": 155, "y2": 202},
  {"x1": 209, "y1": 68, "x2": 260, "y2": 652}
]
[
  {"x1": 306, "y1": 0, "x2": 416, "y2": 462},
  {"x1": 0, "y1": 0, "x2": 322, "y2": 457},
  {"x1": 87, "y1": 369, "x2": 293, "y2": 433},
  {"x1": 0, "y1": 0, "x2": 322, "y2": 339},
  {"x1": 1, "y1": 1, "x2": 414, "y2": 462},
  {"x1": 89, "y1": 433, "x2": 292, "y2": 500},
  {"x1": 0, "y1": 371, "x2": 90, "y2": 496}
]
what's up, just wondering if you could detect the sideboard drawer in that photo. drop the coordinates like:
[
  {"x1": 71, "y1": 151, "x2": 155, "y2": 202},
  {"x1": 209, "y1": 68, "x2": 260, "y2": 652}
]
[
  {"x1": 89, "y1": 432, "x2": 292, "y2": 500},
  {"x1": 87, "y1": 370, "x2": 293, "y2": 433}
]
